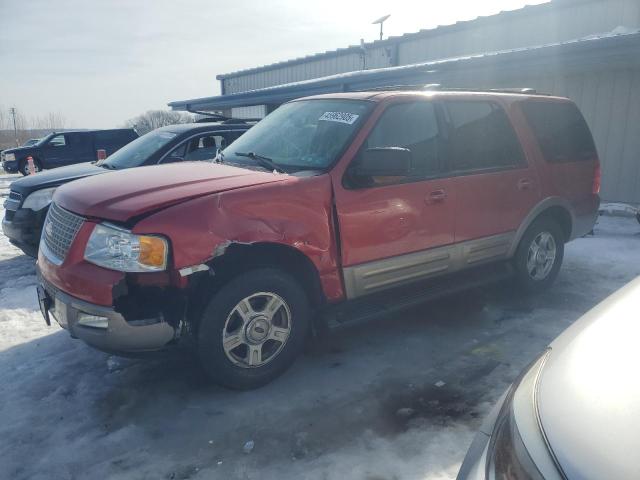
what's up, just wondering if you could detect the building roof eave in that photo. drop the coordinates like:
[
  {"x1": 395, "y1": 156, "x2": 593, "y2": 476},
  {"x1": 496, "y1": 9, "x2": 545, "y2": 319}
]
[{"x1": 169, "y1": 30, "x2": 640, "y2": 112}]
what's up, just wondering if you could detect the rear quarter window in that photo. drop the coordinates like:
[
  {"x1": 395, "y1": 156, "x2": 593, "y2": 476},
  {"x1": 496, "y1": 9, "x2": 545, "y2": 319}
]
[
  {"x1": 444, "y1": 100, "x2": 526, "y2": 172},
  {"x1": 94, "y1": 130, "x2": 135, "y2": 146},
  {"x1": 520, "y1": 101, "x2": 597, "y2": 163}
]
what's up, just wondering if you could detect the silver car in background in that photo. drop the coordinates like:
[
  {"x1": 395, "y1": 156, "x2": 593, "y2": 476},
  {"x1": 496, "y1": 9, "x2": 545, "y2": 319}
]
[{"x1": 458, "y1": 276, "x2": 640, "y2": 480}]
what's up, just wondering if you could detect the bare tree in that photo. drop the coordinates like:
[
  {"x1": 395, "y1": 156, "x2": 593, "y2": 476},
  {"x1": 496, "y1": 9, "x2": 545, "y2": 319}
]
[
  {"x1": 31, "y1": 112, "x2": 67, "y2": 130},
  {"x1": 0, "y1": 107, "x2": 69, "y2": 149},
  {"x1": 124, "y1": 110, "x2": 194, "y2": 135},
  {"x1": 0, "y1": 106, "x2": 8, "y2": 131}
]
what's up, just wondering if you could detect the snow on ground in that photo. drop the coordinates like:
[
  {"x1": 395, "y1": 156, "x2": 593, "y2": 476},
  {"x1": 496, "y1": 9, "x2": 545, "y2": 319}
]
[{"x1": 0, "y1": 170, "x2": 639, "y2": 480}]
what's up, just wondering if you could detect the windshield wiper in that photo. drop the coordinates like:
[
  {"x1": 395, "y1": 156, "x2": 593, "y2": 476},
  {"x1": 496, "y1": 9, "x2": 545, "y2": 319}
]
[
  {"x1": 234, "y1": 152, "x2": 285, "y2": 173},
  {"x1": 100, "y1": 163, "x2": 116, "y2": 170}
]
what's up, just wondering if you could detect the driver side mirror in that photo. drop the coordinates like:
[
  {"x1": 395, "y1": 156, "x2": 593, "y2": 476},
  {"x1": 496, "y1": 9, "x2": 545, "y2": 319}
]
[{"x1": 352, "y1": 147, "x2": 412, "y2": 178}]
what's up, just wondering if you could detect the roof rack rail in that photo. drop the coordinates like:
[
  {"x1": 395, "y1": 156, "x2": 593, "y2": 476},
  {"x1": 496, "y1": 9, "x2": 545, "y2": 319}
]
[
  {"x1": 357, "y1": 84, "x2": 548, "y2": 95},
  {"x1": 194, "y1": 116, "x2": 261, "y2": 124},
  {"x1": 362, "y1": 83, "x2": 440, "y2": 92}
]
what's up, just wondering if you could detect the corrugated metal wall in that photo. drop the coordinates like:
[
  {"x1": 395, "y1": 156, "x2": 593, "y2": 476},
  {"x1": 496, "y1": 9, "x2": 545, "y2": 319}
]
[
  {"x1": 560, "y1": 69, "x2": 640, "y2": 204},
  {"x1": 399, "y1": 0, "x2": 640, "y2": 64},
  {"x1": 222, "y1": 53, "x2": 364, "y2": 94},
  {"x1": 231, "y1": 105, "x2": 268, "y2": 119},
  {"x1": 217, "y1": 0, "x2": 640, "y2": 203},
  {"x1": 221, "y1": 0, "x2": 640, "y2": 94}
]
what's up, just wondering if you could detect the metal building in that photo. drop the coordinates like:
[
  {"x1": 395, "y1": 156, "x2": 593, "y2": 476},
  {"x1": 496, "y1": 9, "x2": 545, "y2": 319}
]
[{"x1": 170, "y1": 0, "x2": 640, "y2": 204}]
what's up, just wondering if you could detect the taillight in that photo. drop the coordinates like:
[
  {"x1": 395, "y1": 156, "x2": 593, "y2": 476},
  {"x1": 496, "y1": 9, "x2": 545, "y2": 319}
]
[{"x1": 592, "y1": 163, "x2": 601, "y2": 195}]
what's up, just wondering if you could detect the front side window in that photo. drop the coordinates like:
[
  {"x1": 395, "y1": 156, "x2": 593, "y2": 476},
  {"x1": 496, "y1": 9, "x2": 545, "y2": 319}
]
[
  {"x1": 224, "y1": 99, "x2": 371, "y2": 170},
  {"x1": 364, "y1": 101, "x2": 441, "y2": 177},
  {"x1": 520, "y1": 100, "x2": 597, "y2": 162},
  {"x1": 48, "y1": 134, "x2": 66, "y2": 147},
  {"x1": 445, "y1": 101, "x2": 525, "y2": 172},
  {"x1": 183, "y1": 134, "x2": 224, "y2": 161}
]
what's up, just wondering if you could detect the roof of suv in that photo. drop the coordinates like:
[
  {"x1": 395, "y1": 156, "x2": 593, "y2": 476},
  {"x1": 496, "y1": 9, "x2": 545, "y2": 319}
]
[
  {"x1": 162, "y1": 122, "x2": 252, "y2": 134},
  {"x1": 46, "y1": 128, "x2": 135, "y2": 135},
  {"x1": 293, "y1": 88, "x2": 570, "y2": 103}
]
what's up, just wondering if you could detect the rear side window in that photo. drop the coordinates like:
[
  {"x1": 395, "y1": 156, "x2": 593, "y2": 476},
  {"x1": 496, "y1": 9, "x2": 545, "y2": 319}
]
[
  {"x1": 520, "y1": 101, "x2": 596, "y2": 162},
  {"x1": 365, "y1": 101, "x2": 441, "y2": 177},
  {"x1": 68, "y1": 133, "x2": 92, "y2": 148},
  {"x1": 94, "y1": 130, "x2": 134, "y2": 145},
  {"x1": 445, "y1": 101, "x2": 525, "y2": 172}
]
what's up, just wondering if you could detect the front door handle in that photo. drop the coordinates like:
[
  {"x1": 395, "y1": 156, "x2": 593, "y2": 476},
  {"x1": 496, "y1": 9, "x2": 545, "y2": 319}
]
[
  {"x1": 426, "y1": 189, "x2": 447, "y2": 204},
  {"x1": 517, "y1": 178, "x2": 533, "y2": 190}
]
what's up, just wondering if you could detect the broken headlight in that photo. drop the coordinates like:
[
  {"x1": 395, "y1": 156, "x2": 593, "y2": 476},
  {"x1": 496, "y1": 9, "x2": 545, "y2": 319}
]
[{"x1": 84, "y1": 223, "x2": 168, "y2": 272}]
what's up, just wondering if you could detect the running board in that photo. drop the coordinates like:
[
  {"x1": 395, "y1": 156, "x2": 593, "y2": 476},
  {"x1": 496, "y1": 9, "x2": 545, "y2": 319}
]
[{"x1": 323, "y1": 262, "x2": 513, "y2": 330}]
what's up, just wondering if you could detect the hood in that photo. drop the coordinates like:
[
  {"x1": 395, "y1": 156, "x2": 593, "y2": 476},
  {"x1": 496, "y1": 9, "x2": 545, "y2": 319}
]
[
  {"x1": 54, "y1": 162, "x2": 287, "y2": 222},
  {"x1": 536, "y1": 277, "x2": 640, "y2": 480},
  {"x1": 10, "y1": 162, "x2": 105, "y2": 196},
  {"x1": 3, "y1": 145, "x2": 38, "y2": 156}
]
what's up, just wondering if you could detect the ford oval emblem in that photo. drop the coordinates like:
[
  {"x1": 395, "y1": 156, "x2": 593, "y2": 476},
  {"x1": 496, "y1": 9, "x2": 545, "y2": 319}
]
[{"x1": 44, "y1": 218, "x2": 54, "y2": 238}]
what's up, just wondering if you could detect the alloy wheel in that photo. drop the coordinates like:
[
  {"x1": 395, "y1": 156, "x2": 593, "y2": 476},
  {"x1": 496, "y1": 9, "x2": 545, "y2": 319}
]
[
  {"x1": 221, "y1": 292, "x2": 292, "y2": 368},
  {"x1": 526, "y1": 231, "x2": 557, "y2": 280}
]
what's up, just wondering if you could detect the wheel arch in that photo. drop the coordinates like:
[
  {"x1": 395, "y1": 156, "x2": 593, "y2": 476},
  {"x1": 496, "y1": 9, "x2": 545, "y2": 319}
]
[
  {"x1": 509, "y1": 198, "x2": 574, "y2": 257},
  {"x1": 190, "y1": 241, "x2": 325, "y2": 313}
]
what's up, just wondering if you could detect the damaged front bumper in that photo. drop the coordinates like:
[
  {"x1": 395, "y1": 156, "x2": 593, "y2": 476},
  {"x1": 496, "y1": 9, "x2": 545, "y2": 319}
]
[{"x1": 37, "y1": 270, "x2": 178, "y2": 354}]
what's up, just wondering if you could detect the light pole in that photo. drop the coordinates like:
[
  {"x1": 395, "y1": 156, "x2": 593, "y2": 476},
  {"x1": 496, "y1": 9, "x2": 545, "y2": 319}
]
[
  {"x1": 372, "y1": 14, "x2": 390, "y2": 41},
  {"x1": 9, "y1": 107, "x2": 18, "y2": 147}
]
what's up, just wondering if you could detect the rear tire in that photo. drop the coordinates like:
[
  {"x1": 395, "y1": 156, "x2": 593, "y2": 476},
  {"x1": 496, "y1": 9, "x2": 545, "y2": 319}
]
[
  {"x1": 514, "y1": 218, "x2": 564, "y2": 293},
  {"x1": 197, "y1": 268, "x2": 310, "y2": 389}
]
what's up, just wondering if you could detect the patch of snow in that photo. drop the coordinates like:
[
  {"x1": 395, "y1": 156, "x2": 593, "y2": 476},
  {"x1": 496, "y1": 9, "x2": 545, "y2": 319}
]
[{"x1": 0, "y1": 174, "x2": 639, "y2": 480}]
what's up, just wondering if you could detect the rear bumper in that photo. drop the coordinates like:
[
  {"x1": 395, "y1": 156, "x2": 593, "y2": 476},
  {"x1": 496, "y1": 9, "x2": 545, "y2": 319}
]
[
  {"x1": 37, "y1": 268, "x2": 177, "y2": 354},
  {"x1": 572, "y1": 209, "x2": 599, "y2": 239},
  {"x1": 570, "y1": 194, "x2": 600, "y2": 240},
  {"x1": 2, "y1": 206, "x2": 47, "y2": 257}
]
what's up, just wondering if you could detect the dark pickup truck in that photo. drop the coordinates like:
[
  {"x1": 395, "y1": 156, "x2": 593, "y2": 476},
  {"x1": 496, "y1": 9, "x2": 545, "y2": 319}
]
[{"x1": 1, "y1": 129, "x2": 138, "y2": 175}]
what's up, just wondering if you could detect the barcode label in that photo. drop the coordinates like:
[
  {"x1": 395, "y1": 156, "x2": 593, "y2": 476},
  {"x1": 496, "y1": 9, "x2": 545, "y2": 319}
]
[{"x1": 318, "y1": 111, "x2": 360, "y2": 125}]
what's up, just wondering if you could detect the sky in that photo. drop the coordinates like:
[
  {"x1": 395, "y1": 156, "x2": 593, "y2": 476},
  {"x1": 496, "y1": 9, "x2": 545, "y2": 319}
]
[{"x1": 0, "y1": 0, "x2": 547, "y2": 129}]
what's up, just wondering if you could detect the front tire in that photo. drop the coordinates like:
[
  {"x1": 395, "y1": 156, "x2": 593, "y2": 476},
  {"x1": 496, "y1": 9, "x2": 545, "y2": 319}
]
[
  {"x1": 19, "y1": 158, "x2": 42, "y2": 176},
  {"x1": 197, "y1": 268, "x2": 310, "y2": 389},
  {"x1": 514, "y1": 218, "x2": 564, "y2": 292}
]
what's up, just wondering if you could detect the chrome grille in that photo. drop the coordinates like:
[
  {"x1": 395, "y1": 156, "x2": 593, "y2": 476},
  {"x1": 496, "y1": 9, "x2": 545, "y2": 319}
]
[
  {"x1": 9, "y1": 191, "x2": 22, "y2": 202},
  {"x1": 4, "y1": 190, "x2": 23, "y2": 212},
  {"x1": 42, "y1": 202, "x2": 84, "y2": 263}
]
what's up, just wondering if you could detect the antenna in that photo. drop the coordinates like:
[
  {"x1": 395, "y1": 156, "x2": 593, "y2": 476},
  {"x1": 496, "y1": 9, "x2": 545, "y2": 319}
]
[{"x1": 372, "y1": 14, "x2": 390, "y2": 41}]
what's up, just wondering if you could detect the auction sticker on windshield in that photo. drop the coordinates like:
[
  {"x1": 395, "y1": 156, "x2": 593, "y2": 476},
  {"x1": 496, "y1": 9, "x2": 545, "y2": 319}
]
[{"x1": 319, "y1": 111, "x2": 360, "y2": 125}]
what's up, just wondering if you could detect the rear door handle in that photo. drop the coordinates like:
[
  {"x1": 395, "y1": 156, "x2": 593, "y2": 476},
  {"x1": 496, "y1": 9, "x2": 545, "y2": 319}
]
[
  {"x1": 426, "y1": 189, "x2": 447, "y2": 204},
  {"x1": 517, "y1": 178, "x2": 533, "y2": 190}
]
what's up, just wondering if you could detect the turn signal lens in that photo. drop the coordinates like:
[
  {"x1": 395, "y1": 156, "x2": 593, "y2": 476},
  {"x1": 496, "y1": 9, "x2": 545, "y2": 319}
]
[
  {"x1": 592, "y1": 163, "x2": 601, "y2": 195},
  {"x1": 84, "y1": 223, "x2": 169, "y2": 272},
  {"x1": 139, "y1": 236, "x2": 168, "y2": 268}
]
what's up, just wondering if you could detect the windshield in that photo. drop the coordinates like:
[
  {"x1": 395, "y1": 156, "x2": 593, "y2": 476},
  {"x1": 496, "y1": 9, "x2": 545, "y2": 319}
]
[
  {"x1": 100, "y1": 129, "x2": 178, "y2": 169},
  {"x1": 223, "y1": 99, "x2": 371, "y2": 170},
  {"x1": 35, "y1": 133, "x2": 54, "y2": 146}
]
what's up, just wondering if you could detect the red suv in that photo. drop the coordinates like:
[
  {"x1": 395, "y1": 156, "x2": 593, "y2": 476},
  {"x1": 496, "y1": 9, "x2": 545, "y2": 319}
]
[{"x1": 36, "y1": 89, "x2": 600, "y2": 389}]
